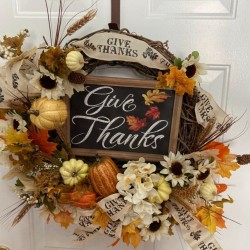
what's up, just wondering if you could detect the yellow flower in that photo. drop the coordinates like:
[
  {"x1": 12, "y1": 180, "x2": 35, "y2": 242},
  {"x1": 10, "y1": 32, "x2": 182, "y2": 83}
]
[{"x1": 156, "y1": 66, "x2": 195, "y2": 96}]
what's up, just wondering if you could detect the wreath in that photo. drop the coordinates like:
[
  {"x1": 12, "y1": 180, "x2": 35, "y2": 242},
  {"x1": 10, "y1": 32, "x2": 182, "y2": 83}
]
[{"x1": 0, "y1": 1, "x2": 249, "y2": 249}]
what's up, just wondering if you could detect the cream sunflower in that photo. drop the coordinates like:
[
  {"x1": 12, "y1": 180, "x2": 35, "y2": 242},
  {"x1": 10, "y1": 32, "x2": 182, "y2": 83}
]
[
  {"x1": 28, "y1": 65, "x2": 64, "y2": 100},
  {"x1": 140, "y1": 215, "x2": 170, "y2": 242},
  {"x1": 160, "y1": 152, "x2": 194, "y2": 187},
  {"x1": 196, "y1": 158, "x2": 216, "y2": 181},
  {"x1": 6, "y1": 111, "x2": 27, "y2": 132},
  {"x1": 181, "y1": 53, "x2": 207, "y2": 83}
]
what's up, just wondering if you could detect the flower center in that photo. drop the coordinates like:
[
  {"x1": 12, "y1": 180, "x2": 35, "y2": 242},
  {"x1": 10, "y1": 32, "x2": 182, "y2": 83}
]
[
  {"x1": 13, "y1": 119, "x2": 19, "y2": 130},
  {"x1": 40, "y1": 76, "x2": 57, "y2": 89},
  {"x1": 71, "y1": 172, "x2": 78, "y2": 178},
  {"x1": 149, "y1": 220, "x2": 161, "y2": 232},
  {"x1": 171, "y1": 162, "x2": 183, "y2": 176},
  {"x1": 186, "y1": 64, "x2": 196, "y2": 78},
  {"x1": 197, "y1": 169, "x2": 210, "y2": 180}
]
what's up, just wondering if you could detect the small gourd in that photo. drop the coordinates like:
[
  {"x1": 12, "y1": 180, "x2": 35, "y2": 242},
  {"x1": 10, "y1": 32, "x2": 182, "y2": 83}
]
[
  {"x1": 200, "y1": 182, "x2": 217, "y2": 201},
  {"x1": 88, "y1": 156, "x2": 120, "y2": 197},
  {"x1": 59, "y1": 159, "x2": 89, "y2": 186},
  {"x1": 66, "y1": 51, "x2": 85, "y2": 71},
  {"x1": 29, "y1": 97, "x2": 67, "y2": 130},
  {"x1": 148, "y1": 174, "x2": 172, "y2": 203}
]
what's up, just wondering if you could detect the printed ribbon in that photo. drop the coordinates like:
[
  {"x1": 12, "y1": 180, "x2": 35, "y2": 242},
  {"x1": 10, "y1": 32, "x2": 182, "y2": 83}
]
[
  {"x1": 0, "y1": 48, "x2": 40, "y2": 107},
  {"x1": 166, "y1": 200, "x2": 223, "y2": 250},
  {"x1": 195, "y1": 85, "x2": 231, "y2": 133},
  {"x1": 71, "y1": 31, "x2": 172, "y2": 70},
  {"x1": 73, "y1": 193, "x2": 131, "y2": 242}
]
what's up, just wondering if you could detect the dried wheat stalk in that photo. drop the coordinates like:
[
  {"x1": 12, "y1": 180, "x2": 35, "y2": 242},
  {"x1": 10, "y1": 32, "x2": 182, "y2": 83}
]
[
  {"x1": 67, "y1": 9, "x2": 97, "y2": 36},
  {"x1": 237, "y1": 154, "x2": 250, "y2": 165},
  {"x1": 12, "y1": 203, "x2": 33, "y2": 226}
]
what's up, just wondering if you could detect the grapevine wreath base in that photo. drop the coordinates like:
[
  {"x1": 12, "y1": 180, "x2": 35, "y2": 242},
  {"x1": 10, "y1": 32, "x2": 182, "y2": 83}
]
[{"x1": 0, "y1": 2, "x2": 250, "y2": 250}]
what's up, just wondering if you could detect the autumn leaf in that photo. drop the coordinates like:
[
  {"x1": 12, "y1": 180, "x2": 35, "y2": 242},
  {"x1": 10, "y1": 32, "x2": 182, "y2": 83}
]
[
  {"x1": 204, "y1": 142, "x2": 240, "y2": 178},
  {"x1": 93, "y1": 207, "x2": 110, "y2": 229},
  {"x1": 145, "y1": 106, "x2": 160, "y2": 120},
  {"x1": 126, "y1": 116, "x2": 147, "y2": 131},
  {"x1": 142, "y1": 89, "x2": 170, "y2": 106},
  {"x1": 54, "y1": 210, "x2": 74, "y2": 229},
  {"x1": 213, "y1": 196, "x2": 234, "y2": 208},
  {"x1": 196, "y1": 205, "x2": 226, "y2": 233},
  {"x1": 29, "y1": 125, "x2": 57, "y2": 155},
  {"x1": 215, "y1": 161, "x2": 240, "y2": 178},
  {"x1": 3, "y1": 128, "x2": 33, "y2": 154},
  {"x1": 122, "y1": 219, "x2": 141, "y2": 248}
]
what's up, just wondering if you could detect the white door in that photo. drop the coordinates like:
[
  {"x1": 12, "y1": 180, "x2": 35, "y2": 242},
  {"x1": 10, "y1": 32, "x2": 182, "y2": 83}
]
[
  {"x1": 1, "y1": 0, "x2": 250, "y2": 250},
  {"x1": 121, "y1": 0, "x2": 250, "y2": 250}
]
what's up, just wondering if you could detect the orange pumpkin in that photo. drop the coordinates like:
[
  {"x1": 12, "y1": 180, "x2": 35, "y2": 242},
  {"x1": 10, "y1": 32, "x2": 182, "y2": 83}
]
[
  {"x1": 88, "y1": 156, "x2": 120, "y2": 197},
  {"x1": 59, "y1": 190, "x2": 97, "y2": 208}
]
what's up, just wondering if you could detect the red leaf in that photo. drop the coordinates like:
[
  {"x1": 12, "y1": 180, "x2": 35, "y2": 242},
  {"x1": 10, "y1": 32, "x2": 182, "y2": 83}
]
[
  {"x1": 126, "y1": 116, "x2": 147, "y2": 131},
  {"x1": 29, "y1": 125, "x2": 57, "y2": 155},
  {"x1": 145, "y1": 106, "x2": 160, "y2": 120}
]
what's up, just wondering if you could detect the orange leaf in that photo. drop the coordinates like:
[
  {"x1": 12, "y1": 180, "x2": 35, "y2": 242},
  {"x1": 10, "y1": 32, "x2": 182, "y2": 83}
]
[
  {"x1": 54, "y1": 210, "x2": 74, "y2": 229},
  {"x1": 196, "y1": 205, "x2": 226, "y2": 233},
  {"x1": 215, "y1": 183, "x2": 228, "y2": 194},
  {"x1": 126, "y1": 116, "x2": 147, "y2": 132},
  {"x1": 29, "y1": 125, "x2": 57, "y2": 155},
  {"x1": 204, "y1": 141, "x2": 240, "y2": 178},
  {"x1": 145, "y1": 106, "x2": 160, "y2": 120}
]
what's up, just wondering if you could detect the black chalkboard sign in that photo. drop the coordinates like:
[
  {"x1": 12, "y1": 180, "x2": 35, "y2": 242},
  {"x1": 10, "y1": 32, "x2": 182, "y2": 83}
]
[{"x1": 68, "y1": 76, "x2": 182, "y2": 161}]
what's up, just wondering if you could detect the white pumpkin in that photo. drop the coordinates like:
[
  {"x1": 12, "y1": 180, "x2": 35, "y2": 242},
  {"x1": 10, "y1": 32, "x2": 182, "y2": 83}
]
[
  {"x1": 59, "y1": 159, "x2": 89, "y2": 186},
  {"x1": 200, "y1": 182, "x2": 217, "y2": 201},
  {"x1": 148, "y1": 174, "x2": 172, "y2": 203},
  {"x1": 66, "y1": 51, "x2": 85, "y2": 71}
]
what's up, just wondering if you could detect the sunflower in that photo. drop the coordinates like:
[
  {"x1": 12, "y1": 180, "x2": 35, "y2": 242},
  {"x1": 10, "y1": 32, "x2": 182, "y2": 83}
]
[
  {"x1": 181, "y1": 54, "x2": 207, "y2": 83},
  {"x1": 196, "y1": 158, "x2": 216, "y2": 181},
  {"x1": 160, "y1": 152, "x2": 194, "y2": 187},
  {"x1": 28, "y1": 66, "x2": 64, "y2": 100},
  {"x1": 140, "y1": 215, "x2": 170, "y2": 242}
]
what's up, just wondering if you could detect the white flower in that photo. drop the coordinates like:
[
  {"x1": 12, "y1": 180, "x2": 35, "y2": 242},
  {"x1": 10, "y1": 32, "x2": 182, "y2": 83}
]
[
  {"x1": 133, "y1": 200, "x2": 161, "y2": 225},
  {"x1": 140, "y1": 215, "x2": 170, "y2": 242},
  {"x1": 181, "y1": 55, "x2": 207, "y2": 83},
  {"x1": 160, "y1": 152, "x2": 194, "y2": 187},
  {"x1": 122, "y1": 208, "x2": 141, "y2": 226},
  {"x1": 0, "y1": 138, "x2": 6, "y2": 151},
  {"x1": 117, "y1": 158, "x2": 159, "y2": 204},
  {"x1": 28, "y1": 65, "x2": 64, "y2": 100},
  {"x1": 116, "y1": 172, "x2": 136, "y2": 195},
  {"x1": 6, "y1": 111, "x2": 27, "y2": 132},
  {"x1": 0, "y1": 119, "x2": 12, "y2": 135}
]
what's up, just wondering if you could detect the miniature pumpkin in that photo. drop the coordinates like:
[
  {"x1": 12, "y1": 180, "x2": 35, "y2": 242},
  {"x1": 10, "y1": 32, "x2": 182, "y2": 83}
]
[
  {"x1": 59, "y1": 159, "x2": 89, "y2": 186},
  {"x1": 66, "y1": 51, "x2": 85, "y2": 71},
  {"x1": 29, "y1": 97, "x2": 67, "y2": 130},
  {"x1": 148, "y1": 174, "x2": 172, "y2": 203},
  {"x1": 88, "y1": 156, "x2": 120, "y2": 197},
  {"x1": 200, "y1": 182, "x2": 217, "y2": 201}
]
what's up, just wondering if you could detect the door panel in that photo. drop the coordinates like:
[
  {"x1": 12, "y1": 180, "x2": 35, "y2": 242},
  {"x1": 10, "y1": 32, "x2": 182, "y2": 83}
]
[{"x1": 121, "y1": 0, "x2": 250, "y2": 249}]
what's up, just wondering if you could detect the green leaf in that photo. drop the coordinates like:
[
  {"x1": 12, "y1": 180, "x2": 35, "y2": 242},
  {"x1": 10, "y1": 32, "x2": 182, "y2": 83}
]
[
  {"x1": 192, "y1": 51, "x2": 199, "y2": 59},
  {"x1": 15, "y1": 178, "x2": 24, "y2": 187},
  {"x1": 173, "y1": 58, "x2": 183, "y2": 69}
]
